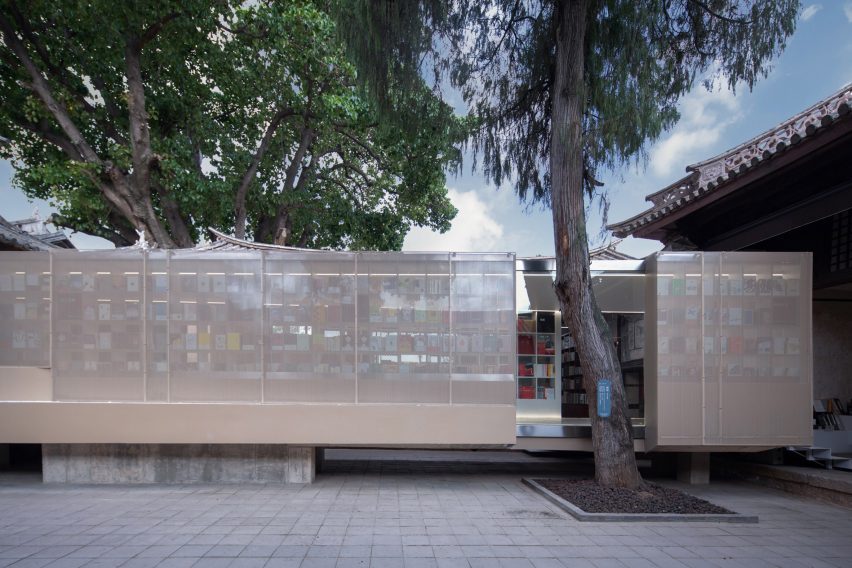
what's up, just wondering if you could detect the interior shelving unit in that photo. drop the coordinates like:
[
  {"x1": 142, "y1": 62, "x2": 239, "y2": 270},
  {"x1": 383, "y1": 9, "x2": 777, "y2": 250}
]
[
  {"x1": 0, "y1": 252, "x2": 50, "y2": 367},
  {"x1": 561, "y1": 334, "x2": 588, "y2": 418},
  {"x1": 516, "y1": 310, "x2": 560, "y2": 419},
  {"x1": 645, "y1": 251, "x2": 812, "y2": 450},
  {"x1": 51, "y1": 251, "x2": 145, "y2": 401}
]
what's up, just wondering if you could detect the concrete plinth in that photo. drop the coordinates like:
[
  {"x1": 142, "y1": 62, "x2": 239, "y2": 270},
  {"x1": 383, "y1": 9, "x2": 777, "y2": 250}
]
[
  {"x1": 677, "y1": 452, "x2": 710, "y2": 485},
  {"x1": 42, "y1": 444, "x2": 317, "y2": 484}
]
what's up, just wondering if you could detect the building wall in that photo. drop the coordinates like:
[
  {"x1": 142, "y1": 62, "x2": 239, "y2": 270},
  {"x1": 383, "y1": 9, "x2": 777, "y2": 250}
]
[{"x1": 813, "y1": 300, "x2": 852, "y2": 402}]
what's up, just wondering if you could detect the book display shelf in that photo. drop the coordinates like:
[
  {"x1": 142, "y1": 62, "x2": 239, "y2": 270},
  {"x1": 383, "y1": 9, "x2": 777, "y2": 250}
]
[
  {"x1": 0, "y1": 252, "x2": 50, "y2": 367},
  {"x1": 1, "y1": 249, "x2": 516, "y2": 406},
  {"x1": 561, "y1": 333, "x2": 588, "y2": 418},
  {"x1": 167, "y1": 251, "x2": 263, "y2": 402},
  {"x1": 51, "y1": 250, "x2": 145, "y2": 401},
  {"x1": 145, "y1": 251, "x2": 169, "y2": 401},
  {"x1": 264, "y1": 253, "x2": 357, "y2": 403},
  {"x1": 516, "y1": 310, "x2": 561, "y2": 419},
  {"x1": 356, "y1": 253, "x2": 453, "y2": 403},
  {"x1": 646, "y1": 251, "x2": 812, "y2": 449},
  {"x1": 450, "y1": 254, "x2": 515, "y2": 404}
]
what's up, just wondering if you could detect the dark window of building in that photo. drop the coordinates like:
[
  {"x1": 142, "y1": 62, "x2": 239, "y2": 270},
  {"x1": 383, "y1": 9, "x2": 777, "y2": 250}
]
[{"x1": 830, "y1": 210, "x2": 851, "y2": 272}]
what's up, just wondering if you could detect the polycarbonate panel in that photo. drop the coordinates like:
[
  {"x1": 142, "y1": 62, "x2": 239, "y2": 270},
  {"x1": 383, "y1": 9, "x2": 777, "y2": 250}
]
[
  {"x1": 648, "y1": 251, "x2": 812, "y2": 448},
  {"x1": 167, "y1": 250, "x2": 262, "y2": 402},
  {"x1": 0, "y1": 251, "x2": 50, "y2": 367},
  {"x1": 712, "y1": 251, "x2": 812, "y2": 443},
  {"x1": 263, "y1": 251, "x2": 357, "y2": 402},
  {"x1": 1, "y1": 248, "x2": 517, "y2": 407},
  {"x1": 592, "y1": 271, "x2": 645, "y2": 313},
  {"x1": 356, "y1": 252, "x2": 452, "y2": 403},
  {"x1": 145, "y1": 250, "x2": 169, "y2": 401},
  {"x1": 52, "y1": 250, "x2": 145, "y2": 401},
  {"x1": 451, "y1": 253, "x2": 515, "y2": 404}
]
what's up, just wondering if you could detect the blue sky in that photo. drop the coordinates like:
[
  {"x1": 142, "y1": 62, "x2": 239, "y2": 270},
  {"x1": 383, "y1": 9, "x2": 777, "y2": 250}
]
[{"x1": 2, "y1": 2, "x2": 851, "y2": 254}]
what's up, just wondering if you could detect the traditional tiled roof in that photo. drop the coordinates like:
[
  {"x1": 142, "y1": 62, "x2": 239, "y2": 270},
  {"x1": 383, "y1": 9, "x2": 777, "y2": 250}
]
[
  {"x1": 589, "y1": 238, "x2": 635, "y2": 260},
  {"x1": 0, "y1": 214, "x2": 58, "y2": 251},
  {"x1": 608, "y1": 83, "x2": 852, "y2": 238},
  {"x1": 196, "y1": 228, "x2": 320, "y2": 252}
]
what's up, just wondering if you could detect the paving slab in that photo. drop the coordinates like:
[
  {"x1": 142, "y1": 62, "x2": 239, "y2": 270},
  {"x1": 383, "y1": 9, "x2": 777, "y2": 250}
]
[{"x1": 0, "y1": 450, "x2": 850, "y2": 567}]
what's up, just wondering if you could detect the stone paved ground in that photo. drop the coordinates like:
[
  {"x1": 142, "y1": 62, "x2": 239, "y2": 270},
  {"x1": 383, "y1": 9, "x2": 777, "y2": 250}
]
[{"x1": 1, "y1": 449, "x2": 851, "y2": 568}]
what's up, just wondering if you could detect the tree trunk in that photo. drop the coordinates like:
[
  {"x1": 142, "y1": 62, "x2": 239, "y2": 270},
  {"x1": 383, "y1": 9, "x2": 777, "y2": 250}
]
[{"x1": 550, "y1": 0, "x2": 642, "y2": 488}]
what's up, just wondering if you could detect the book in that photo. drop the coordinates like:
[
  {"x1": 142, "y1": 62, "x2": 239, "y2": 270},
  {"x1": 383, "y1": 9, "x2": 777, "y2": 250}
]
[
  {"x1": 772, "y1": 276, "x2": 786, "y2": 296},
  {"x1": 728, "y1": 307, "x2": 742, "y2": 326},
  {"x1": 98, "y1": 332, "x2": 111, "y2": 349},
  {"x1": 786, "y1": 337, "x2": 800, "y2": 355},
  {"x1": 685, "y1": 277, "x2": 699, "y2": 295},
  {"x1": 786, "y1": 278, "x2": 800, "y2": 296},
  {"x1": 385, "y1": 334, "x2": 398, "y2": 352},
  {"x1": 729, "y1": 278, "x2": 743, "y2": 296},
  {"x1": 227, "y1": 332, "x2": 241, "y2": 351}
]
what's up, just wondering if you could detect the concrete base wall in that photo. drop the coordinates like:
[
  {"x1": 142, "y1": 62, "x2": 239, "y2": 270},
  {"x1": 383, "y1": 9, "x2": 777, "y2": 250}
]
[{"x1": 42, "y1": 444, "x2": 317, "y2": 484}]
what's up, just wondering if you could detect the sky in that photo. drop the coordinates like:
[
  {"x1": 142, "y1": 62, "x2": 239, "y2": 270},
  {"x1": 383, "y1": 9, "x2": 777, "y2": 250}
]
[{"x1": 2, "y1": 2, "x2": 851, "y2": 255}]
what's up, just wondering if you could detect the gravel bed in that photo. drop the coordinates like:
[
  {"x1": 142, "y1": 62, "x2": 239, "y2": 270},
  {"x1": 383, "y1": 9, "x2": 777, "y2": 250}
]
[{"x1": 536, "y1": 478, "x2": 734, "y2": 514}]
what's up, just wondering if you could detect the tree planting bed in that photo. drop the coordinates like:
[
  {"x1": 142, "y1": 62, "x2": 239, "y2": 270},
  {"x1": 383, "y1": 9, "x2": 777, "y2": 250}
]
[{"x1": 524, "y1": 478, "x2": 758, "y2": 523}]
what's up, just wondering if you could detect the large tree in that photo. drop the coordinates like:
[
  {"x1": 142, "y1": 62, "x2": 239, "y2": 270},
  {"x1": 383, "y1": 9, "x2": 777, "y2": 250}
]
[
  {"x1": 0, "y1": 0, "x2": 462, "y2": 249},
  {"x1": 340, "y1": 0, "x2": 799, "y2": 487}
]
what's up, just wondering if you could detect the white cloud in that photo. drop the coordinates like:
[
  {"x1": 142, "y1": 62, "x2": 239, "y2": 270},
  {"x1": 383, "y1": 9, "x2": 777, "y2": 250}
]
[
  {"x1": 801, "y1": 4, "x2": 822, "y2": 21},
  {"x1": 403, "y1": 187, "x2": 504, "y2": 252},
  {"x1": 845, "y1": 2, "x2": 852, "y2": 22},
  {"x1": 649, "y1": 86, "x2": 741, "y2": 178}
]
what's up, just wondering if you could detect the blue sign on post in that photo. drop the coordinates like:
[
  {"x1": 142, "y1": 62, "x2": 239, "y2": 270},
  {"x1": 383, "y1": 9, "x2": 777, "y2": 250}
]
[{"x1": 597, "y1": 379, "x2": 612, "y2": 418}]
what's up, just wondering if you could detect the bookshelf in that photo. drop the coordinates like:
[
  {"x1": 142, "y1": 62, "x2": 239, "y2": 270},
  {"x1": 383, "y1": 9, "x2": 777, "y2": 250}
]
[
  {"x1": 451, "y1": 255, "x2": 516, "y2": 404},
  {"x1": 167, "y1": 252, "x2": 262, "y2": 402},
  {"x1": 0, "y1": 252, "x2": 50, "y2": 367},
  {"x1": 646, "y1": 251, "x2": 812, "y2": 449},
  {"x1": 561, "y1": 334, "x2": 588, "y2": 418},
  {"x1": 2, "y1": 249, "x2": 517, "y2": 407},
  {"x1": 264, "y1": 254, "x2": 358, "y2": 403},
  {"x1": 51, "y1": 251, "x2": 145, "y2": 401},
  {"x1": 517, "y1": 310, "x2": 561, "y2": 419}
]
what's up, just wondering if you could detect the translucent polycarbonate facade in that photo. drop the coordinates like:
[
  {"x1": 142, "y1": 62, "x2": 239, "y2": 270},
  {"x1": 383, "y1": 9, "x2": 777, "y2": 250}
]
[
  {"x1": 645, "y1": 251, "x2": 813, "y2": 449},
  {"x1": 0, "y1": 252, "x2": 50, "y2": 367},
  {"x1": 0, "y1": 249, "x2": 516, "y2": 405}
]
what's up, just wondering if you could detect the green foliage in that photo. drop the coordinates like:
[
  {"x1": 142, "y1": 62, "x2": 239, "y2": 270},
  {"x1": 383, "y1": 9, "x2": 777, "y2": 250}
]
[
  {"x1": 0, "y1": 0, "x2": 462, "y2": 248},
  {"x1": 335, "y1": 0, "x2": 799, "y2": 207}
]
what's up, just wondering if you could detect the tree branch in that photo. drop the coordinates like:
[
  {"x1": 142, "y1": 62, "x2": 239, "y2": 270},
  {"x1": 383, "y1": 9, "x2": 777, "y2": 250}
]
[
  {"x1": 686, "y1": 0, "x2": 752, "y2": 25},
  {"x1": 233, "y1": 106, "x2": 297, "y2": 239},
  {"x1": 151, "y1": 177, "x2": 193, "y2": 247},
  {"x1": 0, "y1": 14, "x2": 103, "y2": 166},
  {"x1": 139, "y1": 12, "x2": 181, "y2": 48}
]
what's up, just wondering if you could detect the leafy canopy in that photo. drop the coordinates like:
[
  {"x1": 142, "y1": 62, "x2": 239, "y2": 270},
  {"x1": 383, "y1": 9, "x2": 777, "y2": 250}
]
[
  {"x1": 0, "y1": 0, "x2": 464, "y2": 249},
  {"x1": 335, "y1": 0, "x2": 798, "y2": 207}
]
